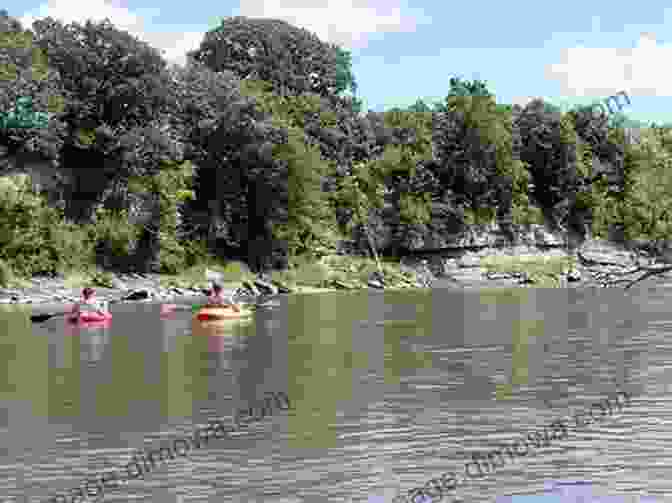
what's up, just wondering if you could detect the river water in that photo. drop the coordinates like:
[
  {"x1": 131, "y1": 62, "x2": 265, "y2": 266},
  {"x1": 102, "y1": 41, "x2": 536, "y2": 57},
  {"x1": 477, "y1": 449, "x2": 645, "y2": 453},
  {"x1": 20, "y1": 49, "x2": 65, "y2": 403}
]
[{"x1": 0, "y1": 284, "x2": 669, "y2": 502}]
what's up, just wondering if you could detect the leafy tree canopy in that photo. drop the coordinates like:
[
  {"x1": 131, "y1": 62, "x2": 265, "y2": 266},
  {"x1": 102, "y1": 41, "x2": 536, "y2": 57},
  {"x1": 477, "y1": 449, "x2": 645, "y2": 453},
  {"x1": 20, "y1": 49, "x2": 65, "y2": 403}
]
[
  {"x1": 0, "y1": 11, "x2": 68, "y2": 162},
  {"x1": 334, "y1": 45, "x2": 357, "y2": 96},
  {"x1": 188, "y1": 16, "x2": 342, "y2": 99}
]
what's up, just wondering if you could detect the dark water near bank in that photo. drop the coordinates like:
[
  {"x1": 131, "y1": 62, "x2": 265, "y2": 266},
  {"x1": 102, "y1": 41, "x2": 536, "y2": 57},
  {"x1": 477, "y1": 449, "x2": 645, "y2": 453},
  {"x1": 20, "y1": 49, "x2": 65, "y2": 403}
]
[{"x1": 0, "y1": 283, "x2": 669, "y2": 502}]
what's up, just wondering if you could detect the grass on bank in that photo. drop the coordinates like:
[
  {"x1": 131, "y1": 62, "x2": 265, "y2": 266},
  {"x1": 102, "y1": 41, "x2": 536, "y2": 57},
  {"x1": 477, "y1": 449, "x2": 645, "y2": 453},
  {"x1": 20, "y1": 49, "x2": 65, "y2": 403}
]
[
  {"x1": 0, "y1": 262, "x2": 120, "y2": 290},
  {"x1": 157, "y1": 254, "x2": 421, "y2": 293},
  {"x1": 0, "y1": 259, "x2": 29, "y2": 289},
  {"x1": 158, "y1": 261, "x2": 255, "y2": 290},
  {"x1": 271, "y1": 254, "x2": 420, "y2": 292},
  {"x1": 159, "y1": 254, "x2": 421, "y2": 294},
  {"x1": 479, "y1": 254, "x2": 576, "y2": 287},
  {"x1": 60, "y1": 269, "x2": 119, "y2": 289}
]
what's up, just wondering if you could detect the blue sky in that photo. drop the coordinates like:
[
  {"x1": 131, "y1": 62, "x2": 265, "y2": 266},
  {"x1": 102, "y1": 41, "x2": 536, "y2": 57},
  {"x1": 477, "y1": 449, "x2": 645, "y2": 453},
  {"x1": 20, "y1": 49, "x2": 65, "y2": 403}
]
[{"x1": 5, "y1": 0, "x2": 672, "y2": 126}]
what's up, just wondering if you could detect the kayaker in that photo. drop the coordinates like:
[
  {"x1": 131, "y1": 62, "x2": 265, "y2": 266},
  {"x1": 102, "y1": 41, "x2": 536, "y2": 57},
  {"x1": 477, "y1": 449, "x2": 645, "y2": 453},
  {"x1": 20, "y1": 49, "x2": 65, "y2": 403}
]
[
  {"x1": 206, "y1": 282, "x2": 240, "y2": 312},
  {"x1": 70, "y1": 287, "x2": 109, "y2": 316}
]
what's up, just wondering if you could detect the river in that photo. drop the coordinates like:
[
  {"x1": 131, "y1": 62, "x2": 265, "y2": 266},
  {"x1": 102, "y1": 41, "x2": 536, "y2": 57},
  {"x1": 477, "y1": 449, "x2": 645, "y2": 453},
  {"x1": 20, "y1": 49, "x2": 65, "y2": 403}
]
[{"x1": 0, "y1": 283, "x2": 668, "y2": 502}]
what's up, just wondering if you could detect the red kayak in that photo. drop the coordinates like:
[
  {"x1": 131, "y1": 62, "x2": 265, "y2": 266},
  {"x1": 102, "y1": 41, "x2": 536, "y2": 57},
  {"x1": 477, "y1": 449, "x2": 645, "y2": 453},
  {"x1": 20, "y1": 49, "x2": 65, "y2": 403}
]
[{"x1": 67, "y1": 311, "x2": 113, "y2": 324}]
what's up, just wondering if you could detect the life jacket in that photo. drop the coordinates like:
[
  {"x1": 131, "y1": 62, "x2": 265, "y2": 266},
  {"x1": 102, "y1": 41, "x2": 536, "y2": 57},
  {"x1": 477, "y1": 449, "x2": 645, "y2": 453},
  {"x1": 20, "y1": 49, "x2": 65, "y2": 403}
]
[
  {"x1": 77, "y1": 299, "x2": 106, "y2": 312},
  {"x1": 207, "y1": 293, "x2": 228, "y2": 305}
]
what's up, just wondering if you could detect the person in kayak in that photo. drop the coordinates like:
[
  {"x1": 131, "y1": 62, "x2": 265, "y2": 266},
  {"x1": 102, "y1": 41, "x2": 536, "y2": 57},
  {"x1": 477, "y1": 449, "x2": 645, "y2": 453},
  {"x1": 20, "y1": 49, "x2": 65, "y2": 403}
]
[
  {"x1": 206, "y1": 282, "x2": 240, "y2": 311},
  {"x1": 70, "y1": 287, "x2": 109, "y2": 317}
]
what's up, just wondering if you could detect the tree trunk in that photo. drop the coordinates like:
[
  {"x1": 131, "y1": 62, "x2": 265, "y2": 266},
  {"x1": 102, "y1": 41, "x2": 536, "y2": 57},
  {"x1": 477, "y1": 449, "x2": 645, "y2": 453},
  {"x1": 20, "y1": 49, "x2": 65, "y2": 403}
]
[
  {"x1": 354, "y1": 194, "x2": 383, "y2": 278},
  {"x1": 365, "y1": 221, "x2": 382, "y2": 275}
]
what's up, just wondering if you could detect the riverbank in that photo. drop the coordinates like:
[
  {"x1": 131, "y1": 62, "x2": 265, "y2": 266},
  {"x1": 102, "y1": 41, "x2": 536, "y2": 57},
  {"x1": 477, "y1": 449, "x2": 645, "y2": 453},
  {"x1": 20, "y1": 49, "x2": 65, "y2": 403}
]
[
  {"x1": 0, "y1": 268, "x2": 356, "y2": 314},
  {"x1": 4, "y1": 237, "x2": 672, "y2": 314}
]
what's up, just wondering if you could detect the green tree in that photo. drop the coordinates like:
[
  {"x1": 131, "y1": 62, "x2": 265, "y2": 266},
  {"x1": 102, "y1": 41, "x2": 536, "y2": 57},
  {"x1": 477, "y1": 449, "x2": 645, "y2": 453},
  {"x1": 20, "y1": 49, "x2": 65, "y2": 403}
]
[
  {"x1": 406, "y1": 99, "x2": 431, "y2": 113},
  {"x1": 31, "y1": 17, "x2": 170, "y2": 130},
  {"x1": 0, "y1": 11, "x2": 68, "y2": 163},
  {"x1": 433, "y1": 78, "x2": 517, "y2": 224},
  {"x1": 611, "y1": 127, "x2": 672, "y2": 241},
  {"x1": 515, "y1": 99, "x2": 582, "y2": 230},
  {"x1": 374, "y1": 108, "x2": 434, "y2": 226},
  {"x1": 334, "y1": 45, "x2": 357, "y2": 96},
  {"x1": 0, "y1": 175, "x2": 92, "y2": 276},
  {"x1": 330, "y1": 159, "x2": 385, "y2": 274},
  {"x1": 447, "y1": 76, "x2": 493, "y2": 98},
  {"x1": 239, "y1": 78, "x2": 337, "y2": 130},
  {"x1": 126, "y1": 160, "x2": 196, "y2": 273},
  {"x1": 30, "y1": 16, "x2": 182, "y2": 227},
  {"x1": 188, "y1": 17, "x2": 341, "y2": 98},
  {"x1": 271, "y1": 126, "x2": 338, "y2": 260}
]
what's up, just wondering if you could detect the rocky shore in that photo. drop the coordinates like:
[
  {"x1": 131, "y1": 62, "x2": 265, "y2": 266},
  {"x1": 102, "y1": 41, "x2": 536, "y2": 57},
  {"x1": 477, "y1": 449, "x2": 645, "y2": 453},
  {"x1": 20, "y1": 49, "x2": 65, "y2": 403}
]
[
  {"x1": 4, "y1": 225, "x2": 672, "y2": 314},
  {"x1": 404, "y1": 241, "x2": 663, "y2": 289},
  {"x1": 0, "y1": 273, "x2": 210, "y2": 315},
  {"x1": 0, "y1": 270, "x2": 375, "y2": 314}
]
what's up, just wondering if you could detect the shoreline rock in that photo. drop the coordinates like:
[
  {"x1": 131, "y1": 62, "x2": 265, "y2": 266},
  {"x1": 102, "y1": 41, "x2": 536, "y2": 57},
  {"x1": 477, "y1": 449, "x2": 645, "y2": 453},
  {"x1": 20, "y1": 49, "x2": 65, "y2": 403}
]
[{"x1": 3, "y1": 237, "x2": 672, "y2": 313}]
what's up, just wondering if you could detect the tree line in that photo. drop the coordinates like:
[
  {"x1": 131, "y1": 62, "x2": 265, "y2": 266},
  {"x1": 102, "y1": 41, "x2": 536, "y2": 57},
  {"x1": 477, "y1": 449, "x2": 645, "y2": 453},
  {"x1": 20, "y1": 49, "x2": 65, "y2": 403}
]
[{"x1": 1, "y1": 9, "x2": 671, "y2": 281}]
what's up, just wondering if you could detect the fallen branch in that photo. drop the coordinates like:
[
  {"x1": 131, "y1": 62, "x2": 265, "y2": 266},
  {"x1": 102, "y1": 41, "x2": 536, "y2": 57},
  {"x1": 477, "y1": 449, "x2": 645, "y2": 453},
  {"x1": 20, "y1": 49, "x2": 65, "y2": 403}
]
[
  {"x1": 585, "y1": 261, "x2": 672, "y2": 289},
  {"x1": 623, "y1": 265, "x2": 672, "y2": 290},
  {"x1": 573, "y1": 243, "x2": 672, "y2": 289}
]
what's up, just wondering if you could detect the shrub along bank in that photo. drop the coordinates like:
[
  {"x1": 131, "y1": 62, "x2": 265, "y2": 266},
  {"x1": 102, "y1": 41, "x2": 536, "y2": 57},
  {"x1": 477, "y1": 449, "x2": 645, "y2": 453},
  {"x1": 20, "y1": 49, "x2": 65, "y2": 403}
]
[{"x1": 0, "y1": 11, "x2": 670, "y2": 291}]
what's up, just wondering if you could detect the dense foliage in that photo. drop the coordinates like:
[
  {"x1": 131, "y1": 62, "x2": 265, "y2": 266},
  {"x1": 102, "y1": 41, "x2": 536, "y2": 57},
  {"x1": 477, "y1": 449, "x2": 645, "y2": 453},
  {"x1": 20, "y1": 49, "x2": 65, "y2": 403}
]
[
  {"x1": 0, "y1": 11, "x2": 668, "y2": 283},
  {"x1": 188, "y1": 17, "x2": 344, "y2": 99}
]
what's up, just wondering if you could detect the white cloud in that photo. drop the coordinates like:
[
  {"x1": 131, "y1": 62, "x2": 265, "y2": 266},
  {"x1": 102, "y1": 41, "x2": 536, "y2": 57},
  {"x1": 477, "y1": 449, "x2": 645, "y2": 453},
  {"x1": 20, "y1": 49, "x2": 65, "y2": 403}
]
[
  {"x1": 237, "y1": 0, "x2": 431, "y2": 49},
  {"x1": 546, "y1": 32, "x2": 672, "y2": 98},
  {"x1": 17, "y1": 0, "x2": 429, "y2": 67},
  {"x1": 19, "y1": 0, "x2": 204, "y2": 66}
]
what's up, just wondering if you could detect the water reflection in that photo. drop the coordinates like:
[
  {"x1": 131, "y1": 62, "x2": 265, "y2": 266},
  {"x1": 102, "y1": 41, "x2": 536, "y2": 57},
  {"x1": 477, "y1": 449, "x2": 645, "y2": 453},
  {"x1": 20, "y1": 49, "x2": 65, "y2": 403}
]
[
  {"x1": 285, "y1": 292, "x2": 370, "y2": 450},
  {"x1": 382, "y1": 290, "x2": 435, "y2": 386},
  {"x1": 65, "y1": 322, "x2": 111, "y2": 363},
  {"x1": 0, "y1": 287, "x2": 665, "y2": 502},
  {"x1": 485, "y1": 289, "x2": 544, "y2": 401},
  {"x1": 0, "y1": 306, "x2": 59, "y2": 418}
]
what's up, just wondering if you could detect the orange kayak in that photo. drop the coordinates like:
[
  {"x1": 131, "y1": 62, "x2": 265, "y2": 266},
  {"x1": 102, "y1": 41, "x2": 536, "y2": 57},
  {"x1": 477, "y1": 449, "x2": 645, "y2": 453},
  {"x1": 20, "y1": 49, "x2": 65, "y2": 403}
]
[{"x1": 194, "y1": 306, "x2": 251, "y2": 321}]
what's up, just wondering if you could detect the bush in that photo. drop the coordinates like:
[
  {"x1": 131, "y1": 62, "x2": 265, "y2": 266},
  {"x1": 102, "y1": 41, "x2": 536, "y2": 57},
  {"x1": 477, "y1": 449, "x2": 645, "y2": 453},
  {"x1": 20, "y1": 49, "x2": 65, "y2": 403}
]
[
  {"x1": 127, "y1": 161, "x2": 197, "y2": 274},
  {"x1": 272, "y1": 257, "x2": 330, "y2": 288},
  {"x1": 480, "y1": 255, "x2": 575, "y2": 287},
  {"x1": 215, "y1": 261, "x2": 250, "y2": 282},
  {"x1": 155, "y1": 232, "x2": 187, "y2": 274},
  {"x1": 0, "y1": 259, "x2": 13, "y2": 287},
  {"x1": 0, "y1": 175, "x2": 94, "y2": 276},
  {"x1": 51, "y1": 220, "x2": 94, "y2": 272},
  {"x1": 89, "y1": 269, "x2": 115, "y2": 288},
  {"x1": 88, "y1": 207, "x2": 141, "y2": 260}
]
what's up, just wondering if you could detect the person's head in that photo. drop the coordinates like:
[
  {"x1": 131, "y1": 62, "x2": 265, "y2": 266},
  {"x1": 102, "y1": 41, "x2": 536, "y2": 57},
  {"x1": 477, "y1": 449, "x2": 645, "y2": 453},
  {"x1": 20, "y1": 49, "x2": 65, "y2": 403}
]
[
  {"x1": 212, "y1": 282, "x2": 222, "y2": 294},
  {"x1": 82, "y1": 287, "x2": 95, "y2": 299}
]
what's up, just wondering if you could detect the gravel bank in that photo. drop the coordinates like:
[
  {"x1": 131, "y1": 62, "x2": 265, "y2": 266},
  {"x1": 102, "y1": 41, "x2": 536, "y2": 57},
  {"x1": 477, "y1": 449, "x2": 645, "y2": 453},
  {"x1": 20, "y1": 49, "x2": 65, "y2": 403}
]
[{"x1": 4, "y1": 239, "x2": 672, "y2": 316}]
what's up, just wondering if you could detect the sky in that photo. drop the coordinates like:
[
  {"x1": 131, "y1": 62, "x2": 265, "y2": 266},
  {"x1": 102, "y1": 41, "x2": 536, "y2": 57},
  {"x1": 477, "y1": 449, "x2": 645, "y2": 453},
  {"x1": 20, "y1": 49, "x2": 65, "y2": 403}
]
[{"x1": 4, "y1": 0, "x2": 672, "y2": 126}]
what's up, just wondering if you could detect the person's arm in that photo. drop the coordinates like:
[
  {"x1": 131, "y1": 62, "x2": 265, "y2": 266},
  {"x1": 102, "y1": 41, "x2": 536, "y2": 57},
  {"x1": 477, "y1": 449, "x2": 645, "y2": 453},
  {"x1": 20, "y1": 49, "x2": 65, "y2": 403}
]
[{"x1": 227, "y1": 293, "x2": 240, "y2": 311}]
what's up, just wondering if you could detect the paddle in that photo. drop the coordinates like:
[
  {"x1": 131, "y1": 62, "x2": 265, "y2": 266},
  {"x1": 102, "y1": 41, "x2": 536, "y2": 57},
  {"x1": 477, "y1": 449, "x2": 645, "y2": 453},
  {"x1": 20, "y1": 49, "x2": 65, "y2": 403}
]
[
  {"x1": 161, "y1": 268, "x2": 228, "y2": 316},
  {"x1": 161, "y1": 282, "x2": 250, "y2": 316},
  {"x1": 31, "y1": 300, "x2": 111, "y2": 323},
  {"x1": 31, "y1": 312, "x2": 68, "y2": 323},
  {"x1": 163, "y1": 267, "x2": 275, "y2": 316}
]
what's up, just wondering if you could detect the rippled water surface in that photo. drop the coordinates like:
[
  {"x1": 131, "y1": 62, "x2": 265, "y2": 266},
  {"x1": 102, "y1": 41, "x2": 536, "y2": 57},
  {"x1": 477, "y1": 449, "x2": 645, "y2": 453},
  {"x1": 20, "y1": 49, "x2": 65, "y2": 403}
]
[{"x1": 0, "y1": 283, "x2": 669, "y2": 502}]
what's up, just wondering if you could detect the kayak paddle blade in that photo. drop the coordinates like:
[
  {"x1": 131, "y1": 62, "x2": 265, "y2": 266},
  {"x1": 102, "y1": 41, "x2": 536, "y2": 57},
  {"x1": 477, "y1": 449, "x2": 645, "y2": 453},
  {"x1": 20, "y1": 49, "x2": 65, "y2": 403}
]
[{"x1": 31, "y1": 313, "x2": 60, "y2": 323}]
